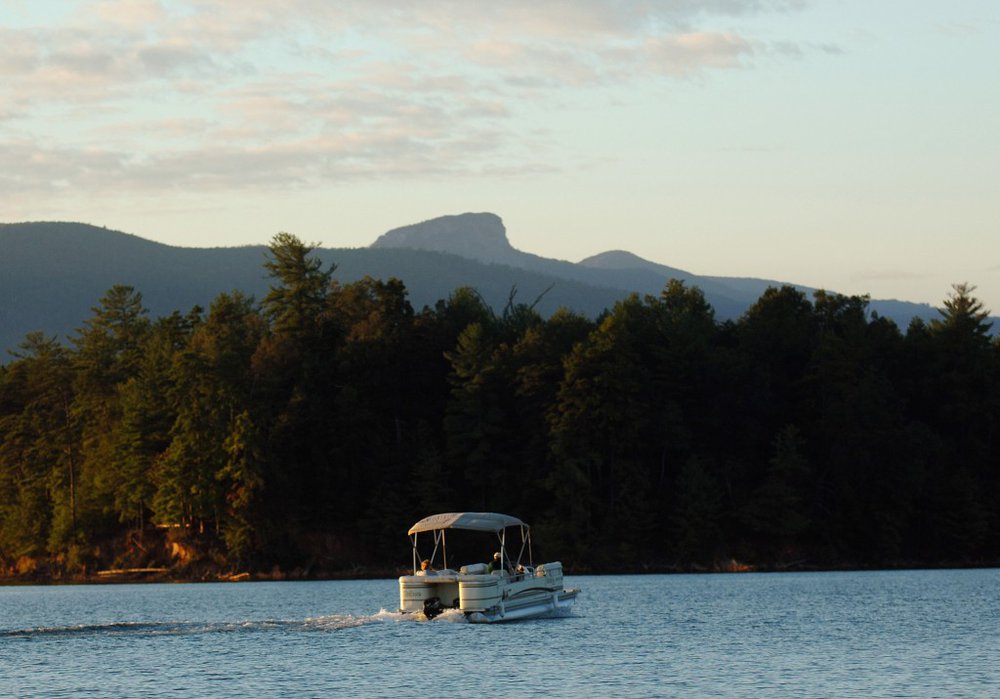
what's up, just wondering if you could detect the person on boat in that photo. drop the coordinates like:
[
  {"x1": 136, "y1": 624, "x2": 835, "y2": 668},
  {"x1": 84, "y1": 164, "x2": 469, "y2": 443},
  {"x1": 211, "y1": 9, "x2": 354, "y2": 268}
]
[
  {"x1": 418, "y1": 559, "x2": 434, "y2": 575},
  {"x1": 487, "y1": 552, "x2": 505, "y2": 574}
]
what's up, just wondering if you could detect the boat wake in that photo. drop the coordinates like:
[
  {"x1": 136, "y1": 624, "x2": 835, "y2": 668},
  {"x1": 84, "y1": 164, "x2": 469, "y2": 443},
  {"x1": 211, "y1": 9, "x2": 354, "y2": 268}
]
[
  {"x1": 1, "y1": 608, "x2": 461, "y2": 640},
  {"x1": 365, "y1": 607, "x2": 468, "y2": 624}
]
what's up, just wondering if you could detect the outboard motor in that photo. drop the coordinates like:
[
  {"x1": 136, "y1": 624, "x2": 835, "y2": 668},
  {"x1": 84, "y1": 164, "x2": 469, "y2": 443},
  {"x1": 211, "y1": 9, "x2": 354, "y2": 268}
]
[{"x1": 423, "y1": 596, "x2": 445, "y2": 619}]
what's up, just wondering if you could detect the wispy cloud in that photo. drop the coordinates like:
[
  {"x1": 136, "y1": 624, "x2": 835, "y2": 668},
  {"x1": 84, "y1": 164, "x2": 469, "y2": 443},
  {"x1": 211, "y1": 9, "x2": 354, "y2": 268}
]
[
  {"x1": 646, "y1": 32, "x2": 754, "y2": 76},
  {"x1": 0, "y1": 0, "x2": 812, "y2": 195}
]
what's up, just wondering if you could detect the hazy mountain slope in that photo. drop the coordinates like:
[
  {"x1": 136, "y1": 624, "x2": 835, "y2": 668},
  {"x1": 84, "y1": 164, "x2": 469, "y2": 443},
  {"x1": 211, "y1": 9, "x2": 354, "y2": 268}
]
[
  {"x1": 2, "y1": 223, "x2": 267, "y2": 351},
  {"x1": 373, "y1": 214, "x2": 941, "y2": 324},
  {"x1": 373, "y1": 214, "x2": 746, "y2": 317},
  {"x1": 578, "y1": 249, "x2": 690, "y2": 277},
  {"x1": 582, "y1": 250, "x2": 813, "y2": 303},
  {"x1": 319, "y1": 247, "x2": 631, "y2": 319},
  {"x1": 1, "y1": 222, "x2": 629, "y2": 355},
  {"x1": 1, "y1": 216, "x2": 958, "y2": 358}
]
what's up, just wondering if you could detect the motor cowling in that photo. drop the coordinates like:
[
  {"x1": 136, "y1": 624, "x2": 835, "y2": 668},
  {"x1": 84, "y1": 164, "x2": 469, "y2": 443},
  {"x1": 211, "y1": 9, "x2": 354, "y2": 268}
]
[{"x1": 423, "y1": 596, "x2": 444, "y2": 619}]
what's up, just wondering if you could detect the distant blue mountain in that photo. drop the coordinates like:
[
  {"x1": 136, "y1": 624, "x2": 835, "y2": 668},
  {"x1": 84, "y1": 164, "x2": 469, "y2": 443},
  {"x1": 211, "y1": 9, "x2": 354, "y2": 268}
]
[
  {"x1": 0, "y1": 214, "x2": 964, "y2": 358},
  {"x1": 371, "y1": 212, "x2": 945, "y2": 327}
]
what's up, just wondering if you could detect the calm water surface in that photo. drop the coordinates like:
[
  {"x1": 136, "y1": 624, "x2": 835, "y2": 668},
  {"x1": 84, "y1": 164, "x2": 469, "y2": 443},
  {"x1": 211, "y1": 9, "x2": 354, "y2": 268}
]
[{"x1": 1, "y1": 569, "x2": 998, "y2": 697}]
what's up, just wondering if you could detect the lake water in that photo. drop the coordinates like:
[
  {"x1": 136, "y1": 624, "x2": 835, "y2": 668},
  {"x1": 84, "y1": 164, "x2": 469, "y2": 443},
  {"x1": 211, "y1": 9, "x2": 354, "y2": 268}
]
[{"x1": 1, "y1": 569, "x2": 998, "y2": 697}]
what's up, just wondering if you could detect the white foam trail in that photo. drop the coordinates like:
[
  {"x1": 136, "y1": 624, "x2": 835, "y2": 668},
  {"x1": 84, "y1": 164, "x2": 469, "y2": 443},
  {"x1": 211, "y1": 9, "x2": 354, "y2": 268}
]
[
  {"x1": 432, "y1": 608, "x2": 470, "y2": 623},
  {"x1": 362, "y1": 607, "x2": 470, "y2": 624},
  {"x1": 3, "y1": 606, "x2": 479, "y2": 639},
  {"x1": 372, "y1": 608, "x2": 413, "y2": 622},
  {"x1": 1, "y1": 621, "x2": 199, "y2": 638},
  {"x1": 306, "y1": 609, "x2": 425, "y2": 628},
  {"x1": 302, "y1": 614, "x2": 376, "y2": 631}
]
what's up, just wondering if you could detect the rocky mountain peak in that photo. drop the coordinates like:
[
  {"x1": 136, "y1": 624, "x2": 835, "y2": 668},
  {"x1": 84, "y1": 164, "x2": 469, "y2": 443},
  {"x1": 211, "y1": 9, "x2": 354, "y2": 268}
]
[{"x1": 371, "y1": 212, "x2": 519, "y2": 265}]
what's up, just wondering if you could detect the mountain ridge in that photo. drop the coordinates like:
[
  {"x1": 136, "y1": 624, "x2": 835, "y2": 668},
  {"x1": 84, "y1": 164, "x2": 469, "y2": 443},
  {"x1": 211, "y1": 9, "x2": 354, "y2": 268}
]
[{"x1": 0, "y1": 215, "x2": 954, "y2": 357}]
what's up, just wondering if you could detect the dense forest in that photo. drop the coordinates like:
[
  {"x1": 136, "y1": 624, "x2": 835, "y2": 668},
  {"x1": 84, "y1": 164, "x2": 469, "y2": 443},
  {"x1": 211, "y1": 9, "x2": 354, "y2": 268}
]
[{"x1": 1, "y1": 234, "x2": 998, "y2": 580}]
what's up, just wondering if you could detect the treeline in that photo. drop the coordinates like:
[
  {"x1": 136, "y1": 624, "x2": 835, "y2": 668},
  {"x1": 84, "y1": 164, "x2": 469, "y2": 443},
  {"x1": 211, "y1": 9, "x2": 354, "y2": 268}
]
[{"x1": 1, "y1": 233, "x2": 998, "y2": 576}]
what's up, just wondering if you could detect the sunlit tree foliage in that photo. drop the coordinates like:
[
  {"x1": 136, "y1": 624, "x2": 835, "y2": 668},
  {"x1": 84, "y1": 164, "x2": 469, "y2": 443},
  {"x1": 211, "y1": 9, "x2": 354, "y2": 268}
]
[{"x1": 1, "y1": 240, "x2": 997, "y2": 575}]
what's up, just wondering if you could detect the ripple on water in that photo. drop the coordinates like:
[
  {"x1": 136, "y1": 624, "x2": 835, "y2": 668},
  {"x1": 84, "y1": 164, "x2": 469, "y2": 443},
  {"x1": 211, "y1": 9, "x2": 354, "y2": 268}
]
[{"x1": 1, "y1": 571, "x2": 997, "y2": 698}]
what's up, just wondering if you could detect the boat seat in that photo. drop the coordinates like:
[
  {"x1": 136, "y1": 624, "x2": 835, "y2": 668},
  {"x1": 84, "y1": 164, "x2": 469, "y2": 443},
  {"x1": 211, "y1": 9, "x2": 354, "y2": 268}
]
[{"x1": 460, "y1": 563, "x2": 487, "y2": 574}]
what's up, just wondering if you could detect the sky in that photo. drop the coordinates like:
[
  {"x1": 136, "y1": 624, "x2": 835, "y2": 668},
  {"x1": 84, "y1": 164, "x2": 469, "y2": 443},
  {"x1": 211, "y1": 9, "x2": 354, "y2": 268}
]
[{"x1": 2, "y1": 0, "x2": 998, "y2": 312}]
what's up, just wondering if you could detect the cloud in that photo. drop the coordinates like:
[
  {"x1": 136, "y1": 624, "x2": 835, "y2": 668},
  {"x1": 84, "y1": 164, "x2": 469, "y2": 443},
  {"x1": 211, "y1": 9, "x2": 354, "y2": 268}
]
[
  {"x1": 646, "y1": 32, "x2": 754, "y2": 76},
  {"x1": 86, "y1": 0, "x2": 169, "y2": 28},
  {"x1": 0, "y1": 96, "x2": 527, "y2": 195},
  {"x1": 138, "y1": 40, "x2": 217, "y2": 77},
  {"x1": 0, "y1": 0, "x2": 810, "y2": 196},
  {"x1": 934, "y1": 21, "x2": 981, "y2": 37}
]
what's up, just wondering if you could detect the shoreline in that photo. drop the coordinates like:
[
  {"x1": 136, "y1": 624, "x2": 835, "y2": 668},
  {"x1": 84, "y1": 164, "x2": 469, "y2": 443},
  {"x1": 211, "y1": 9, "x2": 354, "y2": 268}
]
[{"x1": 4, "y1": 559, "x2": 998, "y2": 586}]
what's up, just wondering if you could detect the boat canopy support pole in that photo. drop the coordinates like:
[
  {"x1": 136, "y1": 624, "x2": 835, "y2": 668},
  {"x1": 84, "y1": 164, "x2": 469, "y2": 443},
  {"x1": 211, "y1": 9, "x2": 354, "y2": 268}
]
[
  {"x1": 514, "y1": 524, "x2": 531, "y2": 567},
  {"x1": 411, "y1": 530, "x2": 447, "y2": 572}
]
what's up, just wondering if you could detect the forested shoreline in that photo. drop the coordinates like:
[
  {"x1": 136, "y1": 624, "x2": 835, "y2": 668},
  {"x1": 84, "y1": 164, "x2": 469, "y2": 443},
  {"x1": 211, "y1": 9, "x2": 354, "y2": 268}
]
[{"x1": 1, "y1": 234, "x2": 998, "y2": 582}]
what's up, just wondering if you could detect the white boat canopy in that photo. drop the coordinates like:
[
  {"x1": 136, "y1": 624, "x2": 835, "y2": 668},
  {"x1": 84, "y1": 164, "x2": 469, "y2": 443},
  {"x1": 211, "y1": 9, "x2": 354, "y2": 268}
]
[{"x1": 407, "y1": 512, "x2": 526, "y2": 535}]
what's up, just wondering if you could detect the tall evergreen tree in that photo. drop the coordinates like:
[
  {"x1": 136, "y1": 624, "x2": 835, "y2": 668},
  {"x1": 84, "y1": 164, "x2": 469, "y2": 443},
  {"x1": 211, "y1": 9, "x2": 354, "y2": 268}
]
[
  {"x1": 113, "y1": 312, "x2": 197, "y2": 531},
  {"x1": 262, "y1": 232, "x2": 334, "y2": 341},
  {"x1": 255, "y1": 234, "x2": 335, "y2": 538},
  {"x1": 58, "y1": 286, "x2": 150, "y2": 557},
  {"x1": 547, "y1": 294, "x2": 662, "y2": 563},
  {"x1": 153, "y1": 293, "x2": 263, "y2": 540},
  {"x1": 0, "y1": 334, "x2": 76, "y2": 560},
  {"x1": 919, "y1": 284, "x2": 997, "y2": 559}
]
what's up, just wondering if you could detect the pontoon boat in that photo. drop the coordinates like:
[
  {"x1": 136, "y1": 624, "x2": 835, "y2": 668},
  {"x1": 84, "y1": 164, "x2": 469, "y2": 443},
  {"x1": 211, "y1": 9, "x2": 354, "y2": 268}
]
[{"x1": 398, "y1": 512, "x2": 579, "y2": 623}]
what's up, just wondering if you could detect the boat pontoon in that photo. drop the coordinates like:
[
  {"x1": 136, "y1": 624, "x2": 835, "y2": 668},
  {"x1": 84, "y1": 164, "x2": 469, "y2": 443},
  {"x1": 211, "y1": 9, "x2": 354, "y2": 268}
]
[{"x1": 398, "y1": 512, "x2": 579, "y2": 623}]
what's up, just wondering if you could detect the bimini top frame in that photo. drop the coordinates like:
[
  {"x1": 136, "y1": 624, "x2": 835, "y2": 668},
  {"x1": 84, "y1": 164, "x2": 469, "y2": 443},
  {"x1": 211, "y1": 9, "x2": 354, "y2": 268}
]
[
  {"x1": 407, "y1": 512, "x2": 533, "y2": 574},
  {"x1": 407, "y1": 512, "x2": 525, "y2": 534}
]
